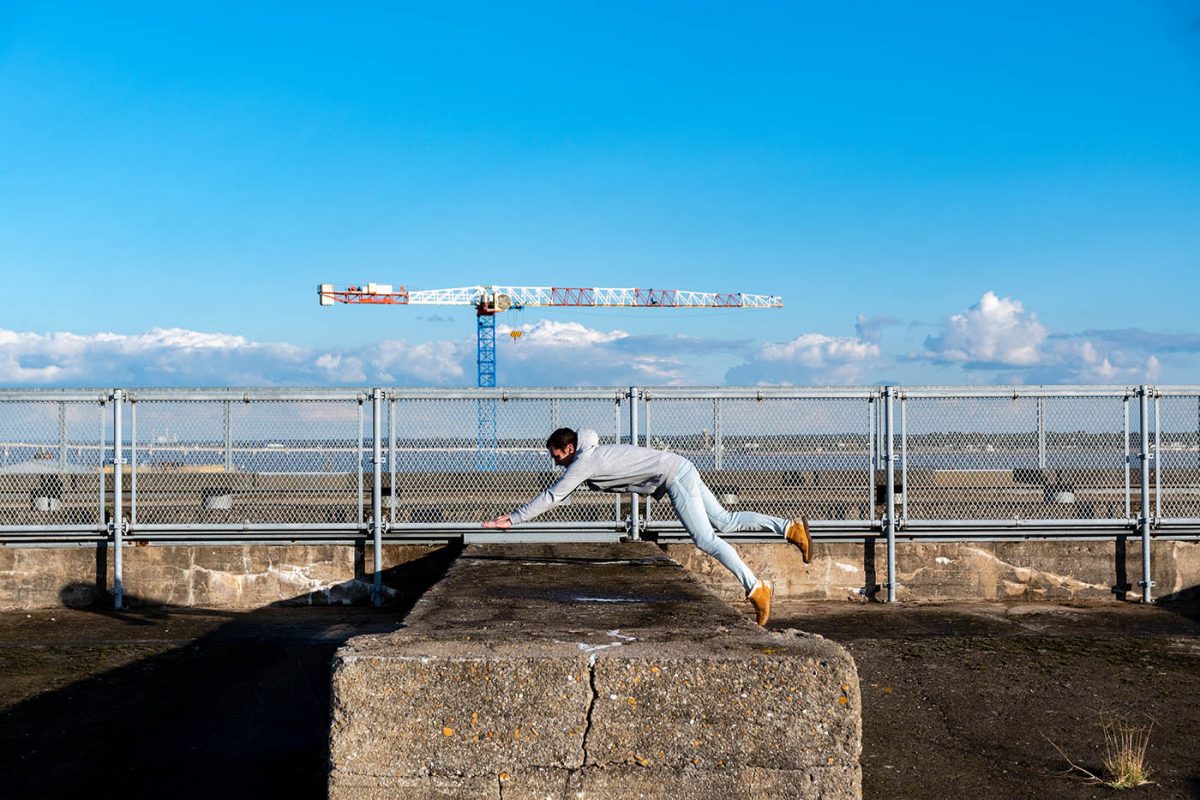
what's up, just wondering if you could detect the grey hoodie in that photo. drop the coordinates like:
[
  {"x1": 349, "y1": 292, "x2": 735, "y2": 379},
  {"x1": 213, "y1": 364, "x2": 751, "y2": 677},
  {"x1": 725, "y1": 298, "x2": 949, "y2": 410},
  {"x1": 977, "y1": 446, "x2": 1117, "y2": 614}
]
[{"x1": 509, "y1": 428, "x2": 687, "y2": 524}]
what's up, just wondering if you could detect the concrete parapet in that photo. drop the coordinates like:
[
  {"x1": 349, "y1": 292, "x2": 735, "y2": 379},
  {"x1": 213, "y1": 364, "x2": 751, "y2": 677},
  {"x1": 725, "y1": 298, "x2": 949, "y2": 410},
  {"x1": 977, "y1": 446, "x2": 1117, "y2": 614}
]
[
  {"x1": 668, "y1": 539, "x2": 1200, "y2": 604},
  {"x1": 0, "y1": 544, "x2": 450, "y2": 610},
  {"x1": 328, "y1": 543, "x2": 861, "y2": 799}
]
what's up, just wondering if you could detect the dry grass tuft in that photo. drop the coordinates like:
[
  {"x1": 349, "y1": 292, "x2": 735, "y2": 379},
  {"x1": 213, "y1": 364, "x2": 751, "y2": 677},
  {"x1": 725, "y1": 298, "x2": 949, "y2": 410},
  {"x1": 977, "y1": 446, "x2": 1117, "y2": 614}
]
[{"x1": 1044, "y1": 710, "x2": 1154, "y2": 790}]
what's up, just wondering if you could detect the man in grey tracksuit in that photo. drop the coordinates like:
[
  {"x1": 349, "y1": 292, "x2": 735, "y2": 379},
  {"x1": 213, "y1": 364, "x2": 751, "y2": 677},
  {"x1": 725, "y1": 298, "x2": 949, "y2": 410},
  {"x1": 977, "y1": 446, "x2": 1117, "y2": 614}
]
[{"x1": 482, "y1": 427, "x2": 812, "y2": 626}]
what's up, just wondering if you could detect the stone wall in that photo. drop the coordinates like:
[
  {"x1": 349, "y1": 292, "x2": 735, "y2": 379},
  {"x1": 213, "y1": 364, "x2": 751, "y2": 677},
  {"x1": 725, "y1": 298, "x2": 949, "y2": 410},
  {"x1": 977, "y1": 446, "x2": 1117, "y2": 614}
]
[
  {"x1": 0, "y1": 544, "x2": 449, "y2": 609},
  {"x1": 2, "y1": 539, "x2": 1198, "y2": 610},
  {"x1": 667, "y1": 539, "x2": 1200, "y2": 604}
]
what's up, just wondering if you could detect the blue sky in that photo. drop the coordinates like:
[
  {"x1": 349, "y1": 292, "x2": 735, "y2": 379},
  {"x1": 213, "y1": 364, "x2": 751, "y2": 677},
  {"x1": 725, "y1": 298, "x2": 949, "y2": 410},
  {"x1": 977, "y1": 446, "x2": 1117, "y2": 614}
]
[{"x1": 2, "y1": 1, "x2": 1199, "y2": 387}]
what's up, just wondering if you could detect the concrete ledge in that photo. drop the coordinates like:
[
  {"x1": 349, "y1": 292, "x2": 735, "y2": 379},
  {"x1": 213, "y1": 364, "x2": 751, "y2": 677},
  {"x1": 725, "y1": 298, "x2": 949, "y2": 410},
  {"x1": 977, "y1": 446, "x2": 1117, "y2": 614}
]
[{"x1": 328, "y1": 543, "x2": 861, "y2": 799}]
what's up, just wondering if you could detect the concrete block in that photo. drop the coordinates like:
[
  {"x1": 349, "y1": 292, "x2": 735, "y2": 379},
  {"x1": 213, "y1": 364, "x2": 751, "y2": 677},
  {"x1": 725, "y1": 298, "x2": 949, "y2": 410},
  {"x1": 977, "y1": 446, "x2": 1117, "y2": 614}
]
[{"x1": 328, "y1": 542, "x2": 861, "y2": 799}]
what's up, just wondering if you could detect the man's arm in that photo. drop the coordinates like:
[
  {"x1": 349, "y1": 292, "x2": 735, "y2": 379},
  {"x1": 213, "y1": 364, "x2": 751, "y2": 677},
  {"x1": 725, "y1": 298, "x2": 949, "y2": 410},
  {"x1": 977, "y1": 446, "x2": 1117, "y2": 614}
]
[{"x1": 481, "y1": 462, "x2": 591, "y2": 528}]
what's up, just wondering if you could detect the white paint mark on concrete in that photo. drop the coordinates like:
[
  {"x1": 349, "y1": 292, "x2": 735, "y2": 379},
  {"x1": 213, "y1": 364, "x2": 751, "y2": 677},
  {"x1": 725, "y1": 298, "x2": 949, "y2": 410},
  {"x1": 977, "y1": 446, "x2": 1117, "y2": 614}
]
[{"x1": 578, "y1": 629, "x2": 637, "y2": 656}]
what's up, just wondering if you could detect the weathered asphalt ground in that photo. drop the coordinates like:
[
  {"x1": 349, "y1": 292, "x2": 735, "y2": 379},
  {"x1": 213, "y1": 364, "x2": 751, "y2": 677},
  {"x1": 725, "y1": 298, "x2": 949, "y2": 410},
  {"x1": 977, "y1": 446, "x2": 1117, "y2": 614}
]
[
  {"x1": 773, "y1": 600, "x2": 1200, "y2": 800},
  {"x1": 1, "y1": 597, "x2": 1197, "y2": 799}
]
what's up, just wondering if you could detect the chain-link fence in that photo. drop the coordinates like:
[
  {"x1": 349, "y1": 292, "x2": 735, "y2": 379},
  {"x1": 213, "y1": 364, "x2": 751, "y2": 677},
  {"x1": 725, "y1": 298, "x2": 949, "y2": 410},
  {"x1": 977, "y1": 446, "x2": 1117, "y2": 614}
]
[
  {"x1": 384, "y1": 389, "x2": 627, "y2": 527},
  {"x1": 897, "y1": 387, "x2": 1135, "y2": 527},
  {"x1": 5, "y1": 386, "x2": 1200, "y2": 542},
  {"x1": 127, "y1": 390, "x2": 370, "y2": 531},
  {"x1": 0, "y1": 391, "x2": 110, "y2": 539},
  {"x1": 6, "y1": 385, "x2": 1198, "y2": 606},
  {"x1": 639, "y1": 388, "x2": 877, "y2": 529}
]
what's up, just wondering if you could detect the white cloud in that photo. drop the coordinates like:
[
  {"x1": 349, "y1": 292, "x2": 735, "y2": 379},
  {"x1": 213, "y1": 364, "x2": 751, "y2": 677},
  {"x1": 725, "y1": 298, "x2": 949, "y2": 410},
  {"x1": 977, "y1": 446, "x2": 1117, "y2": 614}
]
[
  {"x1": 726, "y1": 330, "x2": 882, "y2": 385},
  {"x1": 501, "y1": 319, "x2": 628, "y2": 347},
  {"x1": 914, "y1": 292, "x2": 1168, "y2": 384},
  {"x1": 495, "y1": 320, "x2": 691, "y2": 385},
  {"x1": 373, "y1": 339, "x2": 465, "y2": 384},
  {"x1": 922, "y1": 291, "x2": 1046, "y2": 366},
  {"x1": 0, "y1": 304, "x2": 1183, "y2": 389}
]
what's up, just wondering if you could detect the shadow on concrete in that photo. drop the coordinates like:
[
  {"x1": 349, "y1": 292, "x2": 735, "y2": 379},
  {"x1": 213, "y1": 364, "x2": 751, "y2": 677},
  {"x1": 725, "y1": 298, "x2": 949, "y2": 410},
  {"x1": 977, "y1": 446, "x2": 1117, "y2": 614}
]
[
  {"x1": 1157, "y1": 584, "x2": 1200, "y2": 626},
  {"x1": 1112, "y1": 535, "x2": 1132, "y2": 599},
  {"x1": 0, "y1": 543, "x2": 461, "y2": 800}
]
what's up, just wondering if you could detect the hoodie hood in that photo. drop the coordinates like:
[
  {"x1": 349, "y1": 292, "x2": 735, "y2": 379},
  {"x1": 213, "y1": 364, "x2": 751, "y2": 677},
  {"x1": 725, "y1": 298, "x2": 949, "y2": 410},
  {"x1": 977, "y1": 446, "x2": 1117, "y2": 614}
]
[{"x1": 576, "y1": 428, "x2": 600, "y2": 452}]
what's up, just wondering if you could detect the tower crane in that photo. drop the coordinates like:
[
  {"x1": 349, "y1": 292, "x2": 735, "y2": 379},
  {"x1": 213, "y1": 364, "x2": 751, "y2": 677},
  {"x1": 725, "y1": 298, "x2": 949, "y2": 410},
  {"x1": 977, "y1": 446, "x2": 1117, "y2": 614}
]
[{"x1": 317, "y1": 283, "x2": 783, "y2": 466}]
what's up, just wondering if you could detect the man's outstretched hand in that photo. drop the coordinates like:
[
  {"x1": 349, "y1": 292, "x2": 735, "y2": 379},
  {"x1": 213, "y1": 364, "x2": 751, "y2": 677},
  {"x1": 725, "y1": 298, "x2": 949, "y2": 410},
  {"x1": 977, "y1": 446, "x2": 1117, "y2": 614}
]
[{"x1": 482, "y1": 515, "x2": 512, "y2": 529}]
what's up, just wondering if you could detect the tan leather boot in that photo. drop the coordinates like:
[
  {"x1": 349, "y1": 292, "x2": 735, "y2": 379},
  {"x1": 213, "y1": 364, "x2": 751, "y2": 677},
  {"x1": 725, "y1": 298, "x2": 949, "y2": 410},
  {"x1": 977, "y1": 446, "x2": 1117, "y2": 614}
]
[
  {"x1": 785, "y1": 517, "x2": 812, "y2": 564},
  {"x1": 747, "y1": 579, "x2": 772, "y2": 627}
]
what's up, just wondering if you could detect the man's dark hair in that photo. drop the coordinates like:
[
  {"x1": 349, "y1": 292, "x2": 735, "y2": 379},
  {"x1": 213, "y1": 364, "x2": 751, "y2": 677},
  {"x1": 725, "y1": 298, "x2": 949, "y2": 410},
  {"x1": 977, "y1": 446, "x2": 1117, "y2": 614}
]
[{"x1": 546, "y1": 427, "x2": 577, "y2": 450}]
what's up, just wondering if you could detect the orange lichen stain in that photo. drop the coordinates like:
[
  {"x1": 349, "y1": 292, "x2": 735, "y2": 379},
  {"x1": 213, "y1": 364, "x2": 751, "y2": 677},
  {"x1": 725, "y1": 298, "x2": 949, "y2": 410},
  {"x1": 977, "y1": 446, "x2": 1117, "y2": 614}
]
[
  {"x1": 838, "y1": 696, "x2": 848, "y2": 705},
  {"x1": 626, "y1": 697, "x2": 637, "y2": 707},
  {"x1": 841, "y1": 683, "x2": 850, "y2": 693},
  {"x1": 442, "y1": 727, "x2": 454, "y2": 737},
  {"x1": 499, "y1": 772, "x2": 510, "y2": 781},
  {"x1": 657, "y1": 751, "x2": 666, "y2": 760},
  {"x1": 650, "y1": 666, "x2": 660, "y2": 674},
  {"x1": 513, "y1": 728, "x2": 521, "y2": 740},
  {"x1": 691, "y1": 757, "x2": 700, "y2": 765},
  {"x1": 882, "y1": 687, "x2": 893, "y2": 694},
  {"x1": 692, "y1": 739, "x2": 701, "y2": 747},
  {"x1": 827, "y1": 756, "x2": 836, "y2": 765},
  {"x1": 634, "y1": 755, "x2": 650, "y2": 767},
  {"x1": 788, "y1": 695, "x2": 795, "y2": 702},
  {"x1": 470, "y1": 712, "x2": 479, "y2": 726}
]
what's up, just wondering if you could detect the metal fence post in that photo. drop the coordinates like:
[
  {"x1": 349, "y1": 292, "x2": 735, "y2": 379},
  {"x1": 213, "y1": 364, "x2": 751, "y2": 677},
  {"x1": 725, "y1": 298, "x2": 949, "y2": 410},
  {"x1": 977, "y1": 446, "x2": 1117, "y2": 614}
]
[
  {"x1": 1154, "y1": 392, "x2": 1161, "y2": 521},
  {"x1": 1124, "y1": 395, "x2": 1131, "y2": 519},
  {"x1": 868, "y1": 396, "x2": 877, "y2": 522},
  {"x1": 223, "y1": 400, "x2": 233, "y2": 472},
  {"x1": 98, "y1": 398, "x2": 106, "y2": 531},
  {"x1": 111, "y1": 390, "x2": 125, "y2": 610},
  {"x1": 58, "y1": 402, "x2": 67, "y2": 470},
  {"x1": 884, "y1": 387, "x2": 897, "y2": 603},
  {"x1": 130, "y1": 399, "x2": 138, "y2": 526},
  {"x1": 713, "y1": 397, "x2": 723, "y2": 471},
  {"x1": 357, "y1": 396, "x2": 365, "y2": 527},
  {"x1": 643, "y1": 392, "x2": 652, "y2": 527},
  {"x1": 1037, "y1": 396, "x2": 1046, "y2": 469},
  {"x1": 1138, "y1": 385, "x2": 1154, "y2": 603},
  {"x1": 371, "y1": 388, "x2": 384, "y2": 607},
  {"x1": 388, "y1": 396, "x2": 397, "y2": 526},
  {"x1": 899, "y1": 391, "x2": 908, "y2": 522},
  {"x1": 629, "y1": 387, "x2": 640, "y2": 541}
]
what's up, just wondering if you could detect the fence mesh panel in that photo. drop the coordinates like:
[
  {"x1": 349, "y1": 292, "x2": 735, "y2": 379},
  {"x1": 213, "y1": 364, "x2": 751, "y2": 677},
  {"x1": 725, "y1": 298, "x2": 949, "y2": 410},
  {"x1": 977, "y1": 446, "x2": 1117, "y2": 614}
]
[
  {"x1": 642, "y1": 396, "x2": 874, "y2": 526},
  {"x1": 901, "y1": 394, "x2": 1130, "y2": 521},
  {"x1": 0, "y1": 400, "x2": 106, "y2": 527},
  {"x1": 1154, "y1": 394, "x2": 1200, "y2": 520},
  {"x1": 387, "y1": 394, "x2": 624, "y2": 525},
  {"x1": 3, "y1": 387, "x2": 1195, "y2": 537},
  {"x1": 130, "y1": 398, "x2": 366, "y2": 526}
]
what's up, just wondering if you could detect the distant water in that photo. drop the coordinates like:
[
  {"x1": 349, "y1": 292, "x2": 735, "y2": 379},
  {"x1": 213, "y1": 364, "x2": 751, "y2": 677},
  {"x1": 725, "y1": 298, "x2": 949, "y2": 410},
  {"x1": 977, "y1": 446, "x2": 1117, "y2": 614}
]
[{"x1": 4, "y1": 441, "x2": 1192, "y2": 474}]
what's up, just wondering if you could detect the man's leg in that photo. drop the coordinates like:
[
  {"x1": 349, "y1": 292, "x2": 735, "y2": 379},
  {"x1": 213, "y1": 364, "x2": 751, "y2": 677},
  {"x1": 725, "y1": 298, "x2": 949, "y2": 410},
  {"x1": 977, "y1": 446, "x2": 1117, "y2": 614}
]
[
  {"x1": 696, "y1": 479, "x2": 788, "y2": 535},
  {"x1": 666, "y1": 466, "x2": 758, "y2": 593},
  {"x1": 697, "y1": 473, "x2": 813, "y2": 564}
]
